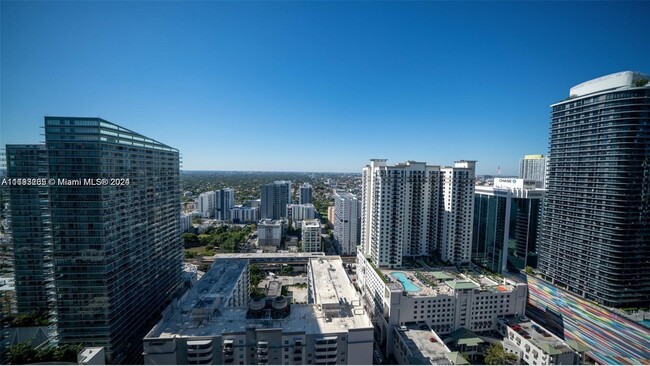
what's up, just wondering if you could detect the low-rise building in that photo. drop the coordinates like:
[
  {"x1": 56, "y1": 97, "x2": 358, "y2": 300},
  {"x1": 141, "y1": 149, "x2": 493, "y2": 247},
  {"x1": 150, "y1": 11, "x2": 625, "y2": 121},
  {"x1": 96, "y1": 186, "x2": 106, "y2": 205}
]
[
  {"x1": 258, "y1": 219, "x2": 284, "y2": 247},
  {"x1": 357, "y1": 254, "x2": 527, "y2": 360},
  {"x1": 301, "y1": 219, "x2": 322, "y2": 253},
  {"x1": 393, "y1": 325, "x2": 469, "y2": 365},
  {"x1": 143, "y1": 256, "x2": 373, "y2": 365},
  {"x1": 78, "y1": 347, "x2": 106, "y2": 365},
  {"x1": 497, "y1": 317, "x2": 587, "y2": 365}
]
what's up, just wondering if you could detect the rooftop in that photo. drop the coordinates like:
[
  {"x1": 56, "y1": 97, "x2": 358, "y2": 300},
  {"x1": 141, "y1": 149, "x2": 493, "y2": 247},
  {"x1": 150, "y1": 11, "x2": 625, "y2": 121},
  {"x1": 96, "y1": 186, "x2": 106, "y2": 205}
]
[
  {"x1": 501, "y1": 317, "x2": 574, "y2": 356},
  {"x1": 302, "y1": 219, "x2": 320, "y2": 228},
  {"x1": 179, "y1": 259, "x2": 247, "y2": 321},
  {"x1": 152, "y1": 303, "x2": 372, "y2": 338},
  {"x1": 563, "y1": 71, "x2": 649, "y2": 99},
  {"x1": 148, "y1": 256, "x2": 371, "y2": 339},
  {"x1": 212, "y1": 252, "x2": 327, "y2": 261},
  {"x1": 395, "y1": 324, "x2": 454, "y2": 365},
  {"x1": 375, "y1": 265, "x2": 520, "y2": 298},
  {"x1": 310, "y1": 257, "x2": 358, "y2": 309},
  {"x1": 445, "y1": 280, "x2": 479, "y2": 291}
]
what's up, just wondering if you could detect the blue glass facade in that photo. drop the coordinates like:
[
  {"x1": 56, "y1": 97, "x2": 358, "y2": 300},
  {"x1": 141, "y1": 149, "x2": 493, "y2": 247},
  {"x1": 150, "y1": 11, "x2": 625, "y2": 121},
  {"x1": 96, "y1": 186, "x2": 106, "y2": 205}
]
[
  {"x1": 472, "y1": 188, "x2": 541, "y2": 273},
  {"x1": 43, "y1": 117, "x2": 182, "y2": 363},
  {"x1": 6, "y1": 117, "x2": 182, "y2": 364}
]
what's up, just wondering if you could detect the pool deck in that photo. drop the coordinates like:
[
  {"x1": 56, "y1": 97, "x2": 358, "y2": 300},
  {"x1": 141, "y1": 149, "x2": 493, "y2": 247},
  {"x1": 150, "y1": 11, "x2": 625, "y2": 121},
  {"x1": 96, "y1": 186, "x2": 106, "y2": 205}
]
[
  {"x1": 391, "y1": 271, "x2": 421, "y2": 292},
  {"x1": 378, "y1": 266, "x2": 516, "y2": 297}
]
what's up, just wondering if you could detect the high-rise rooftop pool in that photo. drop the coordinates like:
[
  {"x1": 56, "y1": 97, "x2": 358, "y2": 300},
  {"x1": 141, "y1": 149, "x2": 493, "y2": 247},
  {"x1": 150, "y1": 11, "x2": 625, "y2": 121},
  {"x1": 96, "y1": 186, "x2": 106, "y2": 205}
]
[{"x1": 391, "y1": 272, "x2": 421, "y2": 292}]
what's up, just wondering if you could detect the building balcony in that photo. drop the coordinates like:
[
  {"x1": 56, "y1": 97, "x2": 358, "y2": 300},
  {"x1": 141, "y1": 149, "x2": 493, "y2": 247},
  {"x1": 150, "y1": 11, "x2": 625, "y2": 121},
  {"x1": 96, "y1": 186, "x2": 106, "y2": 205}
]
[
  {"x1": 187, "y1": 352, "x2": 213, "y2": 363},
  {"x1": 314, "y1": 348, "x2": 338, "y2": 357}
]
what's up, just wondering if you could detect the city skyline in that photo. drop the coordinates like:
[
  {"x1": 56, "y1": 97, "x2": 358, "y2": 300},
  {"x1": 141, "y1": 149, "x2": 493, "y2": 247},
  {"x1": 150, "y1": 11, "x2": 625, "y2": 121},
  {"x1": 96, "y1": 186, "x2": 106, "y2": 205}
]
[{"x1": 2, "y1": 1, "x2": 649, "y2": 174}]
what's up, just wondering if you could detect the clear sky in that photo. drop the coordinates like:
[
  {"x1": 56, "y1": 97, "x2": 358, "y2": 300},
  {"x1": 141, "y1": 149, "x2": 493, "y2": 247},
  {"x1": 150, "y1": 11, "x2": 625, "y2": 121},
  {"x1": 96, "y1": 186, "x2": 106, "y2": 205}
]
[{"x1": 1, "y1": 1, "x2": 648, "y2": 174}]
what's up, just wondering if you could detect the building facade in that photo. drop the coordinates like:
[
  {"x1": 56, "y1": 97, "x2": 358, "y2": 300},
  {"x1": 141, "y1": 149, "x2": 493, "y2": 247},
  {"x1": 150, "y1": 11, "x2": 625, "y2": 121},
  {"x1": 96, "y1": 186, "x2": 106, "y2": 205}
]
[
  {"x1": 538, "y1": 71, "x2": 650, "y2": 307},
  {"x1": 472, "y1": 179, "x2": 544, "y2": 273},
  {"x1": 360, "y1": 159, "x2": 475, "y2": 268},
  {"x1": 333, "y1": 192, "x2": 360, "y2": 256},
  {"x1": 198, "y1": 191, "x2": 216, "y2": 218},
  {"x1": 230, "y1": 205, "x2": 259, "y2": 223},
  {"x1": 180, "y1": 212, "x2": 193, "y2": 232},
  {"x1": 5, "y1": 145, "x2": 50, "y2": 314},
  {"x1": 4, "y1": 117, "x2": 183, "y2": 364},
  {"x1": 299, "y1": 183, "x2": 313, "y2": 204},
  {"x1": 355, "y1": 255, "x2": 527, "y2": 360},
  {"x1": 258, "y1": 219, "x2": 284, "y2": 247},
  {"x1": 215, "y1": 188, "x2": 235, "y2": 221},
  {"x1": 301, "y1": 219, "x2": 322, "y2": 253},
  {"x1": 497, "y1": 317, "x2": 586, "y2": 365},
  {"x1": 519, "y1": 155, "x2": 548, "y2": 189},
  {"x1": 287, "y1": 203, "x2": 316, "y2": 222},
  {"x1": 439, "y1": 161, "x2": 476, "y2": 264},
  {"x1": 261, "y1": 181, "x2": 291, "y2": 220}
]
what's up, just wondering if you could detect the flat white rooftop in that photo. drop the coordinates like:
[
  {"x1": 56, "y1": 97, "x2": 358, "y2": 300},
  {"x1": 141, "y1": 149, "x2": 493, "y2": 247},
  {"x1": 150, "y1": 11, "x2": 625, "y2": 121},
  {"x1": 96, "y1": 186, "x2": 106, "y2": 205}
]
[
  {"x1": 502, "y1": 317, "x2": 575, "y2": 355},
  {"x1": 153, "y1": 303, "x2": 372, "y2": 338},
  {"x1": 310, "y1": 257, "x2": 358, "y2": 307},
  {"x1": 567, "y1": 71, "x2": 649, "y2": 98},
  {"x1": 214, "y1": 252, "x2": 327, "y2": 260},
  {"x1": 148, "y1": 256, "x2": 371, "y2": 339},
  {"x1": 181, "y1": 259, "x2": 247, "y2": 313},
  {"x1": 397, "y1": 325, "x2": 452, "y2": 364}
]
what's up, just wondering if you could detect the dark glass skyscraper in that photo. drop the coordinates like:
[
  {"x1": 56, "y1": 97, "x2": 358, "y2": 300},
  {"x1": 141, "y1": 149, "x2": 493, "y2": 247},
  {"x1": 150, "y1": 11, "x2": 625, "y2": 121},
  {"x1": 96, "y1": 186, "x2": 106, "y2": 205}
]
[
  {"x1": 472, "y1": 180, "x2": 543, "y2": 273},
  {"x1": 260, "y1": 181, "x2": 291, "y2": 220},
  {"x1": 5, "y1": 145, "x2": 50, "y2": 313},
  {"x1": 6, "y1": 117, "x2": 182, "y2": 363},
  {"x1": 538, "y1": 71, "x2": 650, "y2": 307}
]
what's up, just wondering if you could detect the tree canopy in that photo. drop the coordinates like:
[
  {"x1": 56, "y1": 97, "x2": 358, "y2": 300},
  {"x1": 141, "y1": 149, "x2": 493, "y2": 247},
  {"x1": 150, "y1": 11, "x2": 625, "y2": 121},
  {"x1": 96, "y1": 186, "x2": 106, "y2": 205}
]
[
  {"x1": 9, "y1": 341, "x2": 83, "y2": 364},
  {"x1": 484, "y1": 343, "x2": 517, "y2": 365}
]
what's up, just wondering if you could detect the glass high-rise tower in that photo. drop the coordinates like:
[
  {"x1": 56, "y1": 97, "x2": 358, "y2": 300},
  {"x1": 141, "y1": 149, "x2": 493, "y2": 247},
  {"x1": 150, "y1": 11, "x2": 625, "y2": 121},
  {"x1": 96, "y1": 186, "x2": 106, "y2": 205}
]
[
  {"x1": 538, "y1": 71, "x2": 650, "y2": 307},
  {"x1": 5, "y1": 145, "x2": 50, "y2": 313},
  {"x1": 260, "y1": 181, "x2": 291, "y2": 220},
  {"x1": 472, "y1": 179, "x2": 543, "y2": 273},
  {"x1": 6, "y1": 117, "x2": 183, "y2": 363}
]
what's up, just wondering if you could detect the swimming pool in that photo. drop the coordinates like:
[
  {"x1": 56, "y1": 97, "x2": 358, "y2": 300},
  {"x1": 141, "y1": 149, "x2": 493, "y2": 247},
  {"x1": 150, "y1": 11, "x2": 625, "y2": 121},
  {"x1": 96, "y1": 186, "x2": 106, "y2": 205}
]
[{"x1": 391, "y1": 272, "x2": 421, "y2": 292}]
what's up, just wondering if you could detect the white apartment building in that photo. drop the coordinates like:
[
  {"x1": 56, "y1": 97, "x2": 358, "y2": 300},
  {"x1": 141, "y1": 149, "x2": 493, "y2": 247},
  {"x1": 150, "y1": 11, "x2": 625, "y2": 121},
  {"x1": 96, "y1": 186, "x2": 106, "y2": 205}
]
[
  {"x1": 519, "y1": 154, "x2": 548, "y2": 189},
  {"x1": 356, "y1": 254, "x2": 527, "y2": 360},
  {"x1": 143, "y1": 256, "x2": 373, "y2": 365},
  {"x1": 198, "y1": 191, "x2": 216, "y2": 218},
  {"x1": 301, "y1": 219, "x2": 322, "y2": 253},
  {"x1": 497, "y1": 317, "x2": 587, "y2": 365},
  {"x1": 230, "y1": 205, "x2": 259, "y2": 223},
  {"x1": 360, "y1": 159, "x2": 475, "y2": 268},
  {"x1": 258, "y1": 219, "x2": 284, "y2": 247},
  {"x1": 333, "y1": 192, "x2": 360, "y2": 256},
  {"x1": 288, "y1": 203, "x2": 316, "y2": 221},
  {"x1": 180, "y1": 212, "x2": 192, "y2": 232},
  {"x1": 439, "y1": 161, "x2": 476, "y2": 264}
]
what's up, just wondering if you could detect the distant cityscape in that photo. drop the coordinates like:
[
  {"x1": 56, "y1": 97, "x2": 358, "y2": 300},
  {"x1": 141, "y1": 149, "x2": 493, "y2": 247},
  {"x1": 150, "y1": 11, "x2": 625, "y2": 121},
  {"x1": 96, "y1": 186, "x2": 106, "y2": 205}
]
[{"x1": 0, "y1": 71, "x2": 649, "y2": 365}]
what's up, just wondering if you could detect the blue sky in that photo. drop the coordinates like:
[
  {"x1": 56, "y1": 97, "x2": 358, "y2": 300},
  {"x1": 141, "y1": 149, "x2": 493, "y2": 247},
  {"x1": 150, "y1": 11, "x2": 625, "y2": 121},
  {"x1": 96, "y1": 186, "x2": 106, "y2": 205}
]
[{"x1": 1, "y1": 1, "x2": 648, "y2": 174}]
